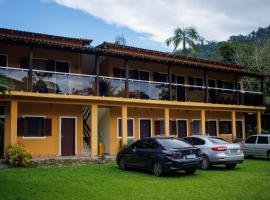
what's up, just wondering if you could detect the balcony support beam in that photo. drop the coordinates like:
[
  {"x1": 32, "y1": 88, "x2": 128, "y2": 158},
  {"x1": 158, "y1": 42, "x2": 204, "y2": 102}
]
[
  {"x1": 124, "y1": 59, "x2": 129, "y2": 98},
  {"x1": 257, "y1": 110, "x2": 262, "y2": 134},
  {"x1": 28, "y1": 46, "x2": 33, "y2": 92},
  {"x1": 164, "y1": 108, "x2": 170, "y2": 136},
  {"x1": 200, "y1": 110, "x2": 206, "y2": 135},
  {"x1": 168, "y1": 64, "x2": 172, "y2": 100},
  {"x1": 231, "y1": 111, "x2": 236, "y2": 140},
  {"x1": 121, "y1": 105, "x2": 128, "y2": 146},
  {"x1": 95, "y1": 55, "x2": 100, "y2": 96}
]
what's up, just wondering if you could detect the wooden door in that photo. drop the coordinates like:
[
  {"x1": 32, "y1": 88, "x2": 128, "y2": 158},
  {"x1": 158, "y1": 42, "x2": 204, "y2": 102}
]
[
  {"x1": 61, "y1": 118, "x2": 75, "y2": 156},
  {"x1": 177, "y1": 120, "x2": 187, "y2": 138},
  {"x1": 140, "y1": 119, "x2": 151, "y2": 139}
]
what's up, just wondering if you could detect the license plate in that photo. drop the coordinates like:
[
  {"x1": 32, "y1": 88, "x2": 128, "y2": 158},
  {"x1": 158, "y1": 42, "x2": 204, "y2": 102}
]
[
  {"x1": 230, "y1": 150, "x2": 239, "y2": 155},
  {"x1": 186, "y1": 154, "x2": 196, "y2": 159}
]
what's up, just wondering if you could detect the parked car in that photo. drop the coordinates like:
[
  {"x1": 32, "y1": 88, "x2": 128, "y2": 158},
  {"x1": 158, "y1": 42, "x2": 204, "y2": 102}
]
[
  {"x1": 116, "y1": 137, "x2": 202, "y2": 176},
  {"x1": 182, "y1": 136, "x2": 244, "y2": 169},
  {"x1": 243, "y1": 134, "x2": 270, "y2": 159}
]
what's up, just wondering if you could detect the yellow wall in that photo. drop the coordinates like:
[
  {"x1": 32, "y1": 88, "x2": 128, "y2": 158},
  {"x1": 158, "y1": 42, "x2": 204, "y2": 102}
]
[
  {"x1": 108, "y1": 107, "x2": 245, "y2": 155},
  {"x1": 14, "y1": 103, "x2": 83, "y2": 157}
]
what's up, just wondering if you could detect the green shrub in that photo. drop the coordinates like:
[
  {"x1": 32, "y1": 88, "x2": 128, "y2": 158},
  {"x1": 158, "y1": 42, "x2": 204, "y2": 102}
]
[{"x1": 6, "y1": 144, "x2": 32, "y2": 167}]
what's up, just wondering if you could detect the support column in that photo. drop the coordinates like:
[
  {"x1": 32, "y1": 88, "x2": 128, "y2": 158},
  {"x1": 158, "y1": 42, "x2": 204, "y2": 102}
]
[
  {"x1": 257, "y1": 110, "x2": 262, "y2": 134},
  {"x1": 121, "y1": 105, "x2": 128, "y2": 146},
  {"x1": 10, "y1": 100, "x2": 18, "y2": 145},
  {"x1": 204, "y1": 70, "x2": 208, "y2": 103},
  {"x1": 164, "y1": 108, "x2": 170, "y2": 136},
  {"x1": 90, "y1": 104, "x2": 98, "y2": 157},
  {"x1": 231, "y1": 111, "x2": 236, "y2": 139},
  {"x1": 200, "y1": 110, "x2": 206, "y2": 135}
]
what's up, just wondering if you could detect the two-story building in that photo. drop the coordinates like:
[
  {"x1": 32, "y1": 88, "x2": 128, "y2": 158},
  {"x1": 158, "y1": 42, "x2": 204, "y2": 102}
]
[{"x1": 0, "y1": 28, "x2": 267, "y2": 158}]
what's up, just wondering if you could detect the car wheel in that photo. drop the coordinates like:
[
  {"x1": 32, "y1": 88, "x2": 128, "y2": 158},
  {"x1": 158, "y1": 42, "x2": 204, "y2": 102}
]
[
  {"x1": 118, "y1": 157, "x2": 127, "y2": 170},
  {"x1": 152, "y1": 161, "x2": 163, "y2": 177},
  {"x1": 185, "y1": 168, "x2": 196, "y2": 175},
  {"x1": 225, "y1": 163, "x2": 237, "y2": 169},
  {"x1": 201, "y1": 156, "x2": 211, "y2": 170}
]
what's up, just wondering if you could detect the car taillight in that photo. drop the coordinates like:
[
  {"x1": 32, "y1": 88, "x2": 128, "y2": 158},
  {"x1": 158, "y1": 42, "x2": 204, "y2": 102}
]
[
  {"x1": 211, "y1": 146, "x2": 227, "y2": 152},
  {"x1": 163, "y1": 150, "x2": 182, "y2": 158}
]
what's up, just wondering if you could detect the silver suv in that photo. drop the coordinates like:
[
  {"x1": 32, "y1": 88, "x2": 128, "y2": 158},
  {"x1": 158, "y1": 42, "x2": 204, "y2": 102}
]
[
  {"x1": 183, "y1": 136, "x2": 244, "y2": 169},
  {"x1": 243, "y1": 134, "x2": 270, "y2": 159}
]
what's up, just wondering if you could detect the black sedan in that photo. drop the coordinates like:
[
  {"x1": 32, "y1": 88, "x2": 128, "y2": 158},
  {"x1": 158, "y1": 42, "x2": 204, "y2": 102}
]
[{"x1": 116, "y1": 137, "x2": 202, "y2": 176}]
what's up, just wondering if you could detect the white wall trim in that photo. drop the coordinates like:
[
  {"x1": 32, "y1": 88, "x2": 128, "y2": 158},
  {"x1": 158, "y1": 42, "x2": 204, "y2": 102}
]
[{"x1": 116, "y1": 117, "x2": 135, "y2": 139}]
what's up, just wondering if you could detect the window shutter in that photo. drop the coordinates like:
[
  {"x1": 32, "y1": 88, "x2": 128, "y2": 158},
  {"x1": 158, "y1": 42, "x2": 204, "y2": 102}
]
[
  {"x1": 44, "y1": 118, "x2": 52, "y2": 136},
  {"x1": 17, "y1": 118, "x2": 25, "y2": 136},
  {"x1": 20, "y1": 57, "x2": 29, "y2": 68}
]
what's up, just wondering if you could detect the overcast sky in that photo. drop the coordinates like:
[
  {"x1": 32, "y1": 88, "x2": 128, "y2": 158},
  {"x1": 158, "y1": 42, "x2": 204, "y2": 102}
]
[
  {"x1": 0, "y1": 0, "x2": 270, "y2": 51},
  {"x1": 49, "y1": 0, "x2": 270, "y2": 43}
]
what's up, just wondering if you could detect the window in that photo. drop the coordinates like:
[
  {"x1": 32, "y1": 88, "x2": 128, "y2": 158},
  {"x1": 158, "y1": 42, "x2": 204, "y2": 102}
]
[
  {"x1": 0, "y1": 55, "x2": 7, "y2": 67},
  {"x1": 117, "y1": 118, "x2": 134, "y2": 138},
  {"x1": 223, "y1": 81, "x2": 234, "y2": 89},
  {"x1": 157, "y1": 138, "x2": 192, "y2": 149},
  {"x1": 192, "y1": 120, "x2": 201, "y2": 135},
  {"x1": 188, "y1": 77, "x2": 203, "y2": 91},
  {"x1": 208, "y1": 137, "x2": 230, "y2": 144},
  {"x1": 236, "y1": 121, "x2": 243, "y2": 138},
  {"x1": 153, "y1": 72, "x2": 168, "y2": 82},
  {"x1": 154, "y1": 120, "x2": 164, "y2": 135},
  {"x1": 257, "y1": 136, "x2": 269, "y2": 144},
  {"x1": 113, "y1": 68, "x2": 125, "y2": 78},
  {"x1": 219, "y1": 121, "x2": 232, "y2": 134},
  {"x1": 17, "y1": 116, "x2": 52, "y2": 137},
  {"x1": 131, "y1": 140, "x2": 143, "y2": 149},
  {"x1": 32, "y1": 58, "x2": 48, "y2": 71},
  {"x1": 188, "y1": 137, "x2": 205, "y2": 145},
  {"x1": 56, "y1": 61, "x2": 69, "y2": 73},
  {"x1": 245, "y1": 136, "x2": 257, "y2": 144},
  {"x1": 145, "y1": 139, "x2": 159, "y2": 149}
]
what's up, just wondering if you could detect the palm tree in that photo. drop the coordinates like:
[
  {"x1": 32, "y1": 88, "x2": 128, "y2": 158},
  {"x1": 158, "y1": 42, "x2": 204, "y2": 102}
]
[
  {"x1": 165, "y1": 27, "x2": 201, "y2": 54},
  {"x1": 0, "y1": 73, "x2": 12, "y2": 95}
]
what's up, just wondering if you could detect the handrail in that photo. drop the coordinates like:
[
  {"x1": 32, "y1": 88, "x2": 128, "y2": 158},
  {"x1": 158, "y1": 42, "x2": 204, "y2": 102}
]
[
  {"x1": 32, "y1": 69, "x2": 96, "y2": 78},
  {"x1": 0, "y1": 66, "x2": 29, "y2": 72}
]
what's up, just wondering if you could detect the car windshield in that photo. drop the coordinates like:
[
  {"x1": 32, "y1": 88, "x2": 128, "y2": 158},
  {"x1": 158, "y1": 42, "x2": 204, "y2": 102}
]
[
  {"x1": 208, "y1": 137, "x2": 230, "y2": 144},
  {"x1": 157, "y1": 138, "x2": 192, "y2": 149}
]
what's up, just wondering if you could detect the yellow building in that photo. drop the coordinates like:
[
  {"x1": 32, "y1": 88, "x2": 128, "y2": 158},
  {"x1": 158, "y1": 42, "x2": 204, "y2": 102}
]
[{"x1": 0, "y1": 28, "x2": 266, "y2": 158}]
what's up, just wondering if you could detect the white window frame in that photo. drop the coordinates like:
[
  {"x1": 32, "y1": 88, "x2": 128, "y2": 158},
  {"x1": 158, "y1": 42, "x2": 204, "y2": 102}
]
[
  {"x1": 21, "y1": 115, "x2": 47, "y2": 139},
  {"x1": 117, "y1": 117, "x2": 135, "y2": 139},
  {"x1": 192, "y1": 119, "x2": 201, "y2": 135}
]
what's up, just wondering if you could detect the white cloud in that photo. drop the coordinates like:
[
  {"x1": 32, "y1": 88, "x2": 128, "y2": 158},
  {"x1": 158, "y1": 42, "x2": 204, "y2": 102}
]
[{"x1": 46, "y1": 0, "x2": 270, "y2": 44}]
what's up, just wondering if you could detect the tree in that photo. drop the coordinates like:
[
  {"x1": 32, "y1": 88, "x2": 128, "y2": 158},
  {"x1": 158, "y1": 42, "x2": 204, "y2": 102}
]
[
  {"x1": 165, "y1": 27, "x2": 201, "y2": 54},
  {"x1": 218, "y1": 42, "x2": 237, "y2": 64},
  {"x1": 115, "y1": 34, "x2": 126, "y2": 45},
  {"x1": 0, "y1": 73, "x2": 12, "y2": 95}
]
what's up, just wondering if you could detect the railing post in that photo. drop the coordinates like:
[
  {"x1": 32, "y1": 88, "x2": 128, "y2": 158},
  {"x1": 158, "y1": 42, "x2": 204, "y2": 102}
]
[
  {"x1": 204, "y1": 70, "x2": 208, "y2": 103},
  {"x1": 95, "y1": 55, "x2": 100, "y2": 96},
  {"x1": 28, "y1": 46, "x2": 33, "y2": 92},
  {"x1": 124, "y1": 59, "x2": 129, "y2": 98},
  {"x1": 168, "y1": 64, "x2": 172, "y2": 100}
]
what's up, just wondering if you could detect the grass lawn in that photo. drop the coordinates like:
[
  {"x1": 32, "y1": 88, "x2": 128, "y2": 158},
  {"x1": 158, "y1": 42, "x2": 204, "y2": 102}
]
[{"x1": 0, "y1": 159, "x2": 270, "y2": 200}]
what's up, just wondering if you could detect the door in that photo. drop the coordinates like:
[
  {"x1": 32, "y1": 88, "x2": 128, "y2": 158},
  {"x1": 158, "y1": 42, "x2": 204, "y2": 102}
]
[
  {"x1": 177, "y1": 120, "x2": 187, "y2": 138},
  {"x1": 208, "y1": 79, "x2": 216, "y2": 103},
  {"x1": 176, "y1": 76, "x2": 185, "y2": 101},
  {"x1": 206, "y1": 121, "x2": 217, "y2": 136},
  {"x1": 236, "y1": 121, "x2": 243, "y2": 138},
  {"x1": 0, "y1": 118, "x2": 4, "y2": 158},
  {"x1": 244, "y1": 136, "x2": 257, "y2": 155},
  {"x1": 61, "y1": 117, "x2": 76, "y2": 156},
  {"x1": 255, "y1": 136, "x2": 269, "y2": 156},
  {"x1": 140, "y1": 119, "x2": 151, "y2": 139}
]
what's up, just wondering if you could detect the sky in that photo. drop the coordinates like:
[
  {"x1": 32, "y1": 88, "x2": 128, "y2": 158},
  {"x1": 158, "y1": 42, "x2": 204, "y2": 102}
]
[{"x1": 0, "y1": 0, "x2": 270, "y2": 51}]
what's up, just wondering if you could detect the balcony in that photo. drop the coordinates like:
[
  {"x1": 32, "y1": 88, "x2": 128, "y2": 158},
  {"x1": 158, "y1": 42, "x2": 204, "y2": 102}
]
[{"x1": 0, "y1": 66, "x2": 264, "y2": 106}]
